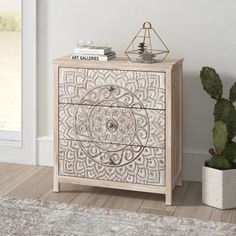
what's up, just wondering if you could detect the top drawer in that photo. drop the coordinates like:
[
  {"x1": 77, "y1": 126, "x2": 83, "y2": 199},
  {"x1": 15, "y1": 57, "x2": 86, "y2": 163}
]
[{"x1": 59, "y1": 68, "x2": 165, "y2": 110}]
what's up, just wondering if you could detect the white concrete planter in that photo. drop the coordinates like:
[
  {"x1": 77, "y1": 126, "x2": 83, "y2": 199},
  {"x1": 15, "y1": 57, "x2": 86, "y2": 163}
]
[{"x1": 202, "y1": 166, "x2": 236, "y2": 209}]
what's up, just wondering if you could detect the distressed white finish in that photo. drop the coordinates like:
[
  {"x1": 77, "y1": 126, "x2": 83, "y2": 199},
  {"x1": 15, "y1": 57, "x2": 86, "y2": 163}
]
[
  {"x1": 202, "y1": 166, "x2": 236, "y2": 209},
  {"x1": 54, "y1": 57, "x2": 183, "y2": 205},
  {"x1": 59, "y1": 104, "x2": 165, "y2": 148},
  {"x1": 58, "y1": 68, "x2": 166, "y2": 184},
  {"x1": 59, "y1": 68, "x2": 166, "y2": 110},
  {"x1": 59, "y1": 140, "x2": 166, "y2": 186}
]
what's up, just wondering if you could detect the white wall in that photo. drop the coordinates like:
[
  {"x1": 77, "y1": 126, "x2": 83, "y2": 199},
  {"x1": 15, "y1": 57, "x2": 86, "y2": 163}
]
[{"x1": 37, "y1": 0, "x2": 236, "y2": 181}]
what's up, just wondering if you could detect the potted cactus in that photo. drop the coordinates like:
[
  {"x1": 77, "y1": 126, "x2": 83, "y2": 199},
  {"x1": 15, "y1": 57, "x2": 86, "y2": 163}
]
[{"x1": 200, "y1": 67, "x2": 236, "y2": 209}]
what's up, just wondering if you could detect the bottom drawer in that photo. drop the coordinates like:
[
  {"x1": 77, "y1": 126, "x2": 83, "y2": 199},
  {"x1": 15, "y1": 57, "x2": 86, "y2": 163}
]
[{"x1": 58, "y1": 140, "x2": 166, "y2": 186}]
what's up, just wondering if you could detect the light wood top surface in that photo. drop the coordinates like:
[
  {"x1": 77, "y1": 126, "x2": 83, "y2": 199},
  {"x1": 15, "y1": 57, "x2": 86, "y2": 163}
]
[{"x1": 53, "y1": 56, "x2": 184, "y2": 71}]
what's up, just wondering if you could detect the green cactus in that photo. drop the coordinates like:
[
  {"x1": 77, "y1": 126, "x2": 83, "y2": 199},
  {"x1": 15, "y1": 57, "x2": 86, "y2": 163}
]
[
  {"x1": 208, "y1": 154, "x2": 230, "y2": 170},
  {"x1": 200, "y1": 67, "x2": 236, "y2": 170},
  {"x1": 224, "y1": 142, "x2": 236, "y2": 162},
  {"x1": 200, "y1": 67, "x2": 223, "y2": 100},
  {"x1": 229, "y1": 82, "x2": 236, "y2": 103},
  {"x1": 226, "y1": 108, "x2": 236, "y2": 141},
  {"x1": 208, "y1": 120, "x2": 230, "y2": 169},
  {"x1": 213, "y1": 121, "x2": 227, "y2": 155},
  {"x1": 214, "y1": 98, "x2": 236, "y2": 140},
  {"x1": 214, "y1": 98, "x2": 232, "y2": 123}
]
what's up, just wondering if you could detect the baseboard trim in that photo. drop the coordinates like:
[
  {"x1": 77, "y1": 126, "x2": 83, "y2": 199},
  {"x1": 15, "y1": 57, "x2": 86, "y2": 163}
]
[
  {"x1": 37, "y1": 136, "x2": 53, "y2": 166},
  {"x1": 37, "y1": 136, "x2": 209, "y2": 182}
]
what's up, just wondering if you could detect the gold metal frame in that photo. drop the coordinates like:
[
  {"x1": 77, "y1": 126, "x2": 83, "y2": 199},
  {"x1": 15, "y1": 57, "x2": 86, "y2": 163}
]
[{"x1": 125, "y1": 22, "x2": 169, "y2": 63}]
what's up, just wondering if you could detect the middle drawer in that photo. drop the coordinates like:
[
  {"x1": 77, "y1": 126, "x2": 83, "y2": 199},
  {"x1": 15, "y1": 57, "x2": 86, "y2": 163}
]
[{"x1": 59, "y1": 104, "x2": 165, "y2": 149}]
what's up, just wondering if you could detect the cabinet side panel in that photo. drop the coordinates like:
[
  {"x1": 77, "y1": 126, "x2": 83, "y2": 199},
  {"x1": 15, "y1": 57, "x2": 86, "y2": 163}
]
[
  {"x1": 53, "y1": 64, "x2": 59, "y2": 191},
  {"x1": 171, "y1": 64, "x2": 182, "y2": 187},
  {"x1": 165, "y1": 70, "x2": 172, "y2": 203}
]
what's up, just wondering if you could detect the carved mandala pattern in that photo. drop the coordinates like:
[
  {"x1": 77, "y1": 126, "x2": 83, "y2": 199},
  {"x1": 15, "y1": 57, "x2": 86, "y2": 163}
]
[
  {"x1": 59, "y1": 140, "x2": 166, "y2": 186},
  {"x1": 58, "y1": 68, "x2": 166, "y2": 185},
  {"x1": 59, "y1": 68, "x2": 165, "y2": 110},
  {"x1": 59, "y1": 104, "x2": 165, "y2": 149},
  {"x1": 88, "y1": 105, "x2": 136, "y2": 151}
]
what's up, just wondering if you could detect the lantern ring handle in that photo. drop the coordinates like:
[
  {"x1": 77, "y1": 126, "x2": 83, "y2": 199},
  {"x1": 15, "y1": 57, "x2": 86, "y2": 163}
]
[{"x1": 143, "y1": 22, "x2": 152, "y2": 29}]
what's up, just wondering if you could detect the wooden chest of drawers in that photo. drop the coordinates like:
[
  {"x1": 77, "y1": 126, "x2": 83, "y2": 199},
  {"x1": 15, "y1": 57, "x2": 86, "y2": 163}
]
[{"x1": 53, "y1": 57, "x2": 183, "y2": 205}]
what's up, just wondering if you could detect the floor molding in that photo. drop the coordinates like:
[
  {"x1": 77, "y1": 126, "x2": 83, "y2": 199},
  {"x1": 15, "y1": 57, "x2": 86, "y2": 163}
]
[
  {"x1": 37, "y1": 136, "x2": 53, "y2": 166},
  {"x1": 37, "y1": 136, "x2": 209, "y2": 182}
]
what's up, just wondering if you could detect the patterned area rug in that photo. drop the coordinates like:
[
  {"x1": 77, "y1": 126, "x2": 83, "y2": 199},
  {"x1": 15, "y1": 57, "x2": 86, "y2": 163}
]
[{"x1": 0, "y1": 197, "x2": 235, "y2": 236}]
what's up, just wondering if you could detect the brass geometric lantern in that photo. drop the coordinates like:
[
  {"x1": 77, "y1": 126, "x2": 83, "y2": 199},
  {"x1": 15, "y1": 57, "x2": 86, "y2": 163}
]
[{"x1": 125, "y1": 22, "x2": 169, "y2": 63}]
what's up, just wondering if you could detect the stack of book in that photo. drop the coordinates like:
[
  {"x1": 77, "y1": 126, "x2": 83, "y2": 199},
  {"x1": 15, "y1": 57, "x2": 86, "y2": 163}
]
[{"x1": 71, "y1": 46, "x2": 116, "y2": 61}]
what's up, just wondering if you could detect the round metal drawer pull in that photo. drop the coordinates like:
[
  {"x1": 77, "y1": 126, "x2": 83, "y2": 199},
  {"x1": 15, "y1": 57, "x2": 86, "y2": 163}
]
[
  {"x1": 107, "y1": 85, "x2": 114, "y2": 92},
  {"x1": 106, "y1": 119, "x2": 118, "y2": 132},
  {"x1": 107, "y1": 121, "x2": 114, "y2": 129}
]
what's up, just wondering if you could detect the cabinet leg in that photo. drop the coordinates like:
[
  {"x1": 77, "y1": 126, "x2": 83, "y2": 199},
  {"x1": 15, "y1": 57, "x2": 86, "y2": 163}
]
[
  {"x1": 165, "y1": 191, "x2": 172, "y2": 205},
  {"x1": 176, "y1": 174, "x2": 183, "y2": 187},
  {"x1": 53, "y1": 180, "x2": 60, "y2": 192}
]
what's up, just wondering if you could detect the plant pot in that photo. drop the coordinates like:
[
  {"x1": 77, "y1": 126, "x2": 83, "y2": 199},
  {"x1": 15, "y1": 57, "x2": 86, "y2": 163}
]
[{"x1": 202, "y1": 165, "x2": 236, "y2": 209}]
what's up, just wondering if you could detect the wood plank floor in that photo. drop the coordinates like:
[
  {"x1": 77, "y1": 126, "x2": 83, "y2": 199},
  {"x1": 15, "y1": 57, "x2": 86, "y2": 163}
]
[{"x1": 1, "y1": 163, "x2": 236, "y2": 224}]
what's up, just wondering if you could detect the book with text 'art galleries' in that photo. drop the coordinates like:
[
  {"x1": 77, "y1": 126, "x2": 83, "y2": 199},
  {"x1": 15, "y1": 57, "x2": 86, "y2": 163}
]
[
  {"x1": 71, "y1": 51, "x2": 116, "y2": 61},
  {"x1": 74, "y1": 46, "x2": 112, "y2": 55}
]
